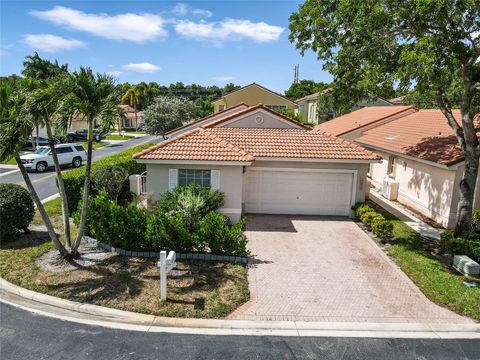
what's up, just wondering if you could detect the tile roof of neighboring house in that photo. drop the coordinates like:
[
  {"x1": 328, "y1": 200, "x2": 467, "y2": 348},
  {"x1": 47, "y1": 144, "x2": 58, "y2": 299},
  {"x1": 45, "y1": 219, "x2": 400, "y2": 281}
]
[
  {"x1": 134, "y1": 127, "x2": 380, "y2": 162},
  {"x1": 314, "y1": 106, "x2": 417, "y2": 136},
  {"x1": 295, "y1": 88, "x2": 331, "y2": 103},
  {"x1": 212, "y1": 83, "x2": 296, "y2": 105},
  {"x1": 202, "y1": 104, "x2": 311, "y2": 130},
  {"x1": 164, "y1": 102, "x2": 249, "y2": 135},
  {"x1": 355, "y1": 109, "x2": 477, "y2": 166}
]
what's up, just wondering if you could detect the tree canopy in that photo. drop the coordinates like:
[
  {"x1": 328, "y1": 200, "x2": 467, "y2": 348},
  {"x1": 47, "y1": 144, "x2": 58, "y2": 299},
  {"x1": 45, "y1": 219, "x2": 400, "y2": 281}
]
[
  {"x1": 284, "y1": 80, "x2": 330, "y2": 100},
  {"x1": 289, "y1": 0, "x2": 479, "y2": 235}
]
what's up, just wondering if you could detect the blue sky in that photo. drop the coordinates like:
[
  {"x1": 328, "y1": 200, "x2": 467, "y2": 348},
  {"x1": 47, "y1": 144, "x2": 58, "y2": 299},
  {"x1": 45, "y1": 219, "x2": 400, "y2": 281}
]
[{"x1": 0, "y1": 1, "x2": 331, "y2": 93}]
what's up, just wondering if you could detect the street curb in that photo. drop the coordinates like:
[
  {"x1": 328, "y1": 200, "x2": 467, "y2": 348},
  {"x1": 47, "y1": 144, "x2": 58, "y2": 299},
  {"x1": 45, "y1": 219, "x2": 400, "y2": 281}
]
[{"x1": 1, "y1": 278, "x2": 479, "y2": 338}]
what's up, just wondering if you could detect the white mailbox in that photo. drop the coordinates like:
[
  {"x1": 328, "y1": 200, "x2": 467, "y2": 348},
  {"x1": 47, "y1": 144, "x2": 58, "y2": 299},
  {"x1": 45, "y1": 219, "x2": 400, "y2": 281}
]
[{"x1": 157, "y1": 250, "x2": 176, "y2": 301}]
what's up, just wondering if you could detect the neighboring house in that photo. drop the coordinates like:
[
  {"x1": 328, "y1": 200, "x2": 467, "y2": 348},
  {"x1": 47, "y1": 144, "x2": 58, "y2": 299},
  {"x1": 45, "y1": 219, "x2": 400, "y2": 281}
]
[
  {"x1": 118, "y1": 104, "x2": 143, "y2": 130},
  {"x1": 134, "y1": 105, "x2": 380, "y2": 223},
  {"x1": 315, "y1": 106, "x2": 480, "y2": 228},
  {"x1": 296, "y1": 90, "x2": 393, "y2": 125},
  {"x1": 211, "y1": 83, "x2": 296, "y2": 114}
]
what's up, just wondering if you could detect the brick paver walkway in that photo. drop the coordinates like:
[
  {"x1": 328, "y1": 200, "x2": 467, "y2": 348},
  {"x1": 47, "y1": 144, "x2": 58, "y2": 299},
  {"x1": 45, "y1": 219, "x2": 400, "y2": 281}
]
[{"x1": 228, "y1": 215, "x2": 472, "y2": 323}]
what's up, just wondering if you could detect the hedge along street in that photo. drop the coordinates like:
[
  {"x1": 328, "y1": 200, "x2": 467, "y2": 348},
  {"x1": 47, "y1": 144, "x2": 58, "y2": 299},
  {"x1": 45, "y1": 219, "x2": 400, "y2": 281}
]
[{"x1": 0, "y1": 135, "x2": 159, "y2": 202}]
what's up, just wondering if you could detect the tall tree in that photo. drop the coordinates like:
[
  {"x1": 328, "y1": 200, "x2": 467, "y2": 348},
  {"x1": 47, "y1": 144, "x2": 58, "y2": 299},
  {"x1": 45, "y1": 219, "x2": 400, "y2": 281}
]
[
  {"x1": 194, "y1": 98, "x2": 214, "y2": 118},
  {"x1": 284, "y1": 80, "x2": 330, "y2": 100},
  {"x1": 290, "y1": 0, "x2": 480, "y2": 236},
  {"x1": 68, "y1": 67, "x2": 116, "y2": 255},
  {"x1": 142, "y1": 96, "x2": 195, "y2": 136},
  {"x1": 0, "y1": 81, "x2": 68, "y2": 256},
  {"x1": 121, "y1": 84, "x2": 142, "y2": 126}
]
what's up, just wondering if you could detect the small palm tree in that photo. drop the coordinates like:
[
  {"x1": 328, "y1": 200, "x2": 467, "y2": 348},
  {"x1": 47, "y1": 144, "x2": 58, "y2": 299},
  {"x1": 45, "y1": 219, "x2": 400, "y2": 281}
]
[
  {"x1": 69, "y1": 67, "x2": 116, "y2": 255},
  {"x1": 0, "y1": 81, "x2": 68, "y2": 256},
  {"x1": 121, "y1": 85, "x2": 142, "y2": 128}
]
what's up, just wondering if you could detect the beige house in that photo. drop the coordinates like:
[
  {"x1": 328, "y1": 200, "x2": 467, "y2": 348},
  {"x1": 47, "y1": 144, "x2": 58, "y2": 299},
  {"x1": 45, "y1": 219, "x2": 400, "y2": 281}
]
[
  {"x1": 315, "y1": 106, "x2": 480, "y2": 228},
  {"x1": 212, "y1": 83, "x2": 296, "y2": 114},
  {"x1": 134, "y1": 105, "x2": 380, "y2": 223},
  {"x1": 296, "y1": 90, "x2": 393, "y2": 125}
]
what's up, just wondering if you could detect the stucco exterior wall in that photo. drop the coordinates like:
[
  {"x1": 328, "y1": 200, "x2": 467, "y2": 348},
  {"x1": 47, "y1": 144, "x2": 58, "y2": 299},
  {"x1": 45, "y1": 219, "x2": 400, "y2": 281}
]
[
  {"x1": 368, "y1": 150, "x2": 457, "y2": 228},
  {"x1": 145, "y1": 163, "x2": 244, "y2": 222},
  {"x1": 213, "y1": 85, "x2": 294, "y2": 113},
  {"x1": 220, "y1": 110, "x2": 301, "y2": 129}
]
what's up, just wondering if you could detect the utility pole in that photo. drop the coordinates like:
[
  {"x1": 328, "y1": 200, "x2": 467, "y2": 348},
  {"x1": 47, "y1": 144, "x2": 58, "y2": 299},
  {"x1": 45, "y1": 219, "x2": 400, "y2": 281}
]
[{"x1": 293, "y1": 64, "x2": 299, "y2": 83}]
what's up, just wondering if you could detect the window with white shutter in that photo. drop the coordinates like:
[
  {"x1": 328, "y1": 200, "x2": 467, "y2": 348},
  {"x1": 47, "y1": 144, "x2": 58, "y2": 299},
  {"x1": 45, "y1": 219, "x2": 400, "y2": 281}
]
[
  {"x1": 211, "y1": 170, "x2": 220, "y2": 190},
  {"x1": 168, "y1": 169, "x2": 178, "y2": 191}
]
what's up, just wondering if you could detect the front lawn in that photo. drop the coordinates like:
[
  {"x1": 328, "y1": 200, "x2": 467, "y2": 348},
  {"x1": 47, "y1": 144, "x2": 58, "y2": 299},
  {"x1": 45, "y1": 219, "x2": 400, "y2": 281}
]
[
  {"x1": 0, "y1": 197, "x2": 249, "y2": 319},
  {"x1": 379, "y1": 212, "x2": 480, "y2": 321},
  {"x1": 78, "y1": 141, "x2": 108, "y2": 150},
  {"x1": 104, "y1": 134, "x2": 134, "y2": 141},
  {"x1": 1, "y1": 157, "x2": 17, "y2": 165}
]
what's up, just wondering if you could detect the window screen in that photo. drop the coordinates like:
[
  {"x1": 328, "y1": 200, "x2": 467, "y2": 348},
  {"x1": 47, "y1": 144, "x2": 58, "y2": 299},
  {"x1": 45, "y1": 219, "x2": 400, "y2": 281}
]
[{"x1": 178, "y1": 169, "x2": 211, "y2": 188}]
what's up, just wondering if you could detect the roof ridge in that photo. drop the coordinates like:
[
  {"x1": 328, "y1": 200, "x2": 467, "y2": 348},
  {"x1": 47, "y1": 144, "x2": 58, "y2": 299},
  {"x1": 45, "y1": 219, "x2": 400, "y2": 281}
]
[{"x1": 321, "y1": 131, "x2": 381, "y2": 159}]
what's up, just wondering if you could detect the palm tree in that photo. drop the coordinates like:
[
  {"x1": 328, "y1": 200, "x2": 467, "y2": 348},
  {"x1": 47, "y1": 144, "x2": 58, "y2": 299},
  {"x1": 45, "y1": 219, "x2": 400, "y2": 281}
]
[
  {"x1": 121, "y1": 84, "x2": 142, "y2": 128},
  {"x1": 69, "y1": 67, "x2": 116, "y2": 255},
  {"x1": 22, "y1": 57, "x2": 74, "y2": 248},
  {"x1": 0, "y1": 81, "x2": 68, "y2": 256}
]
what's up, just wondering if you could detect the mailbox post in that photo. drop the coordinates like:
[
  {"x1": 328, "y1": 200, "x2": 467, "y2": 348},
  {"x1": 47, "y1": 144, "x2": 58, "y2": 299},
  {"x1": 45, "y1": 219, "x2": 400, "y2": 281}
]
[{"x1": 158, "y1": 250, "x2": 176, "y2": 301}]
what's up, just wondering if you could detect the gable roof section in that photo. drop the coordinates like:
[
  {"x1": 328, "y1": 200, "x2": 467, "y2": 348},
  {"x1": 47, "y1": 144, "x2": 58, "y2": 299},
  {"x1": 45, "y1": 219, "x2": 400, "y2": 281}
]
[
  {"x1": 164, "y1": 102, "x2": 250, "y2": 136},
  {"x1": 355, "y1": 109, "x2": 474, "y2": 166},
  {"x1": 135, "y1": 127, "x2": 380, "y2": 162},
  {"x1": 212, "y1": 83, "x2": 296, "y2": 105},
  {"x1": 203, "y1": 104, "x2": 311, "y2": 130},
  {"x1": 314, "y1": 106, "x2": 417, "y2": 136},
  {"x1": 134, "y1": 128, "x2": 254, "y2": 162}
]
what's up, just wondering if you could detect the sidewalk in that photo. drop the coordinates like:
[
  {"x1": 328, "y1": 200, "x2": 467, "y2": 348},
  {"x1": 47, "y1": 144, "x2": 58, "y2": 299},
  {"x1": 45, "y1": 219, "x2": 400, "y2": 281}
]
[
  {"x1": 1, "y1": 278, "x2": 479, "y2": 338},
  {"x1": 369, "y1": 189, "x2": 442, "y2": 240}
]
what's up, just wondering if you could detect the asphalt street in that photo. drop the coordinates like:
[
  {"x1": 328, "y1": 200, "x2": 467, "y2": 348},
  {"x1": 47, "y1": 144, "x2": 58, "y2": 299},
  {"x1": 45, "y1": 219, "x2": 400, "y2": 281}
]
[
  {"x1": 1, "y1": 303, "x2": 479, "y2": 360},
  {"x1": 0, "y1": 135, "x2": 160, "y2": 200}
]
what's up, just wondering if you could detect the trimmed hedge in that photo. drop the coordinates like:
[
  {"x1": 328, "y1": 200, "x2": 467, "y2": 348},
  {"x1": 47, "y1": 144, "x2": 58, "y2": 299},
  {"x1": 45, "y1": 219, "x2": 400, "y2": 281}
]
[
  {"x1": 441, "y1": 230, "x2": 480, "y2": 263},
  {"x1": 62, "y1": 145, "x2": 149, "y2": 212},
  {"x1": 353, "y1": 202, "x2": 394, "y2": 239},
  {"x1": 0, "y1": 183, "x2": 35, "y2": 240}
]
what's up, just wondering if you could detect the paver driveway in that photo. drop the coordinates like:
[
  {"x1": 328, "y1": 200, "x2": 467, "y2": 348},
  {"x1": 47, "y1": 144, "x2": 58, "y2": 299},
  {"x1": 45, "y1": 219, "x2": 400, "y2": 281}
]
[{"x1": 229, "y1": 215, "x2": 472, "y2": 323}]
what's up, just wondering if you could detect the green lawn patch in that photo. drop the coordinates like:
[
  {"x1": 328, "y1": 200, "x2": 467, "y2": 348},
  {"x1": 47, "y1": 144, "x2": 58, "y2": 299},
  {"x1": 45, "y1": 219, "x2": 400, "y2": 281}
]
[
  {"x1": 1, "y1": 157, "x2": 17, "y2": 165},
  {"x1": 77, "y1": 141, "x2": 108, "y2": 150},
  {"x1": 387, "y1": 219, "x2": 480, "y2": 321},
  {"x1": 104, "y1": 134, "x2": 135, "y2": 140}
]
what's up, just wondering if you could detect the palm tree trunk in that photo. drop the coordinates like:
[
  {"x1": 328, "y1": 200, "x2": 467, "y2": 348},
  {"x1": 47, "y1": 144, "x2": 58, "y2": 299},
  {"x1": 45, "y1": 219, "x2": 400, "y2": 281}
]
[
  {"x1": 71, "y1": 117, "x2": 93, "y2": 255},
  {"x1": 35, "y1": 124, "x2": 39, "y2": 150},
  {"x1": 45, "y1": 121, "x2": 71, "y2": 248},
  {"x1": 134, "y1": 101, "x2": 138, "y2": 129},
  {"x1": 15, "y1": 156, "x2": 68, "y2": 256}
]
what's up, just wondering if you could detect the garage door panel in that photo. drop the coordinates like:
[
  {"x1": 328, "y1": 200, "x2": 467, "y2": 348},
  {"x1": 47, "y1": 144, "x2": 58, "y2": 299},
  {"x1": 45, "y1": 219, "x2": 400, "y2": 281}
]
[{"x1": 244, "y1": 170, "x2": 353, "y2": 216}]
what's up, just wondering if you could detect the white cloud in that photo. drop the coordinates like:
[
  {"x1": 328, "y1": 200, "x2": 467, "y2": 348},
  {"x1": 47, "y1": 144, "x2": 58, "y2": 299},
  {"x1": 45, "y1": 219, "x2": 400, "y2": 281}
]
[
  {"x1": 212, "y1": 76, "x2": 235, "y2": 82},
  {"x1": 172, "y1": 3, "x2": 212, "y2": 18},
  {"x1": 122, "y1": 62, "x2": 161, "y2": 73},
  {"x1": 24, "y1": 33, "x2": 86, "y2": 53},
  {"x1": 175, "y1": 19, "x2": 284, "y2": 45},
  {"x1": 30, "y1": 6, "x2": 167, "y2": 43},
  {"x1": 106, "y1": 70, "x2": 124, "y2": 77},
  {"x1": 191, "y1": 8, "x2": 213, "y2": 18}
]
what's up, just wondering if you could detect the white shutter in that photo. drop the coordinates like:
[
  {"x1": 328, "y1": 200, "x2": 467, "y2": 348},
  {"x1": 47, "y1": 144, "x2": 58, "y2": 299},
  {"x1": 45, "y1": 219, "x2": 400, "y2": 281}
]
[
  {"x1": 211, "y1": 170, "x2": 220, "y2": 190},
  {"x1": 168, "y1": 169, "x2": 178, "y2": 191}
]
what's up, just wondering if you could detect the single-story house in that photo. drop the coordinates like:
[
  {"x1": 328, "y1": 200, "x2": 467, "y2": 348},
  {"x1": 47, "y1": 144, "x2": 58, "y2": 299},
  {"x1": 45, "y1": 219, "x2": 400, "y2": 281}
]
[
  {"x1": 212, "y1": 83, "x2": 296, "y2": 114},
  {"x1": 134, "y1": 105, "x2": 380, "y2": 223},
  {"x1": 315, "y1": 106, "x2": 480, "y2": 228},
  {"x1": 295, "y1": 90, "x2": 393, "y2": 125},
  {"x1": 118, "y1": 104, "x2": 143, "y2": 130}
]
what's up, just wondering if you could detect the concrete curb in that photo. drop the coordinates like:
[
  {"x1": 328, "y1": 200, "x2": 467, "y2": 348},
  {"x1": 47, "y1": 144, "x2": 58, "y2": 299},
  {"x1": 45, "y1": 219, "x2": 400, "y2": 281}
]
[{"x1": 1, "y1": 278, "x2": 479, "y2": 338}]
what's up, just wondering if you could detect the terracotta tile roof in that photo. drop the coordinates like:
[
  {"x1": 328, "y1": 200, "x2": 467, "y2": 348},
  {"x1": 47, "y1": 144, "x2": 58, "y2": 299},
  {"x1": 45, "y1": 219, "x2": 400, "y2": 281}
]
[
  {"x1": 313, "y1": 106, "x2": 417, "y2": 136},
  {"x1": 355, "y1": 109, "x2": 476, "y2": 166},
  {"x1": 203, "y1": 104, "x2": 311, "y2": 130},
  {"x1": 164, "y1": 102, "x2": 249, "y2": 136},
  {"x1": 133, "y1": 128, "x2": 254, "y2": 162},
  {"x1": 135, "y1": 127, "x2": 380, "y2": 162}
]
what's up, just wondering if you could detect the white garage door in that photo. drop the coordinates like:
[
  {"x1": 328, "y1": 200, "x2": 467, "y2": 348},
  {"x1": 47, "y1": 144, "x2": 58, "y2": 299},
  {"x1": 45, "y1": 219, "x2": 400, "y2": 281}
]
[{"x1": 244, "y1": 169, "x2": 354, "y2": 216}]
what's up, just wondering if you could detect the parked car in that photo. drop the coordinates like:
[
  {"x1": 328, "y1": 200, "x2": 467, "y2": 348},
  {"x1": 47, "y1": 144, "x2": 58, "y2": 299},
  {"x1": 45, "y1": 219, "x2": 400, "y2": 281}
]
[
  {"x1": 66, "y1": 128, "x2": 104, "y2": 142},
  {"x1": 22, "y1": 136, "x2": 59, "y2": 151},
  {"x1": 20, "y1": 143, "x2": 87, "y2": 172}
]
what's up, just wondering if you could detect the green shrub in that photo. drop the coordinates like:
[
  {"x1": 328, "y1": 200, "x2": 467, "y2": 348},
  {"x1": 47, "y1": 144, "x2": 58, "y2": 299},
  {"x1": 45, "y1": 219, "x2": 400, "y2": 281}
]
[
  {"x1": 372, "y1": 219, "x2": 394, "y2": 239},
  {"x1": 360, "y1": 211, "x2": 384, "y2": 228},
  {"x1": 76, "y1": 191, "x2": 149, "y2": 250},
  {"x1": 0, "y1": 183, "x2": 35, "y2": 240},
  {"x1": 354, "y1": 203, "x2": 375, "y2": 219},
  {"x1": 440, "y1": 230, "x2": 480, "y2": 263},
  {"x1": 63, "y1": 145, "x2": 148, "y2": 213},
  {"x1": 195, "y1": 212, "x2": 248, "y2": 256},
  {"x1": 91, "y1": 165, "x2": 129, "y2": 201},
  {"x1": 472, "y1": 209, "x2": 480, "y2": 231}
]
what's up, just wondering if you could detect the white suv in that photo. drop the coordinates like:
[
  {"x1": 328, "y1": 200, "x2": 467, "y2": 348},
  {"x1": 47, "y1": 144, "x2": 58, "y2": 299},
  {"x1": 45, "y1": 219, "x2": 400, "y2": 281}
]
[{"x1": 20, "y1": 143, "x2": 87, "y2": 172}]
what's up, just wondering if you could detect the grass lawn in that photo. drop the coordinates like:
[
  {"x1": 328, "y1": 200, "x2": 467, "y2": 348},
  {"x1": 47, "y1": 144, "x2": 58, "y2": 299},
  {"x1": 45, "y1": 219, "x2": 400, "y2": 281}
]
[
  {"x1": 78, "y1": 141, "x2": 108, "y2": 150},
  {"x1": 0, "y1": 198, "x2": 249, "y2": 319},
  {"x1": 0, "y1": 157, "x2": 17, "y2": 165},
  {"x1": 375, "y1": 209, "x2": 480, "y2": 321},
  {"x1": 104, "y1": 134, "x2": 135, "y2": 141}
]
